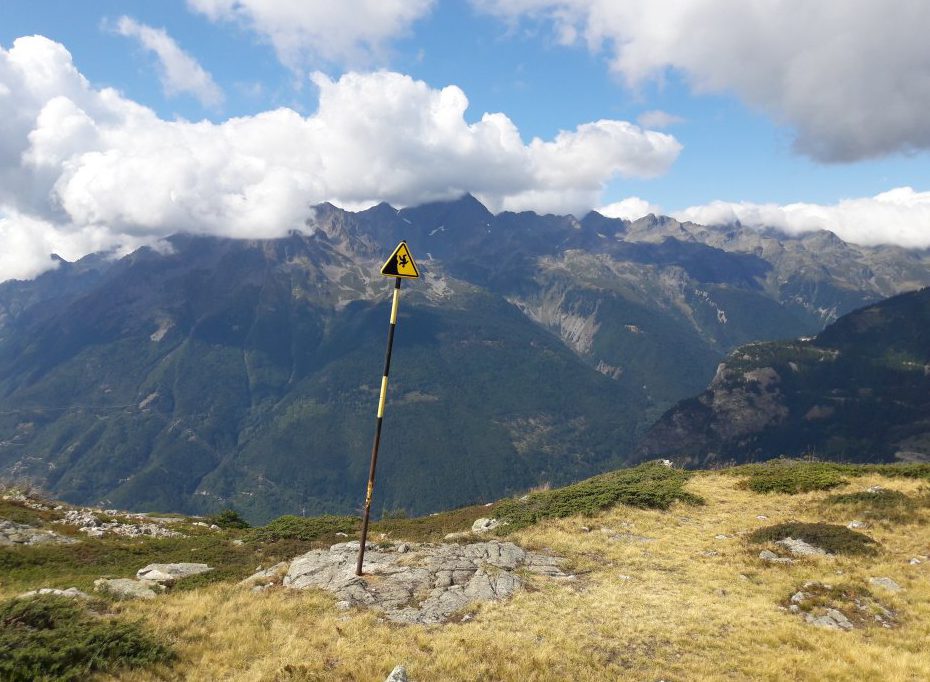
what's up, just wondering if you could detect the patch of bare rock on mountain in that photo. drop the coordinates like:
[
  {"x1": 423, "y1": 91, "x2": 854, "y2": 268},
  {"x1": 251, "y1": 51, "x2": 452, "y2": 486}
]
[
  {"x1": 241, "y1": 540, "x2": 570, "y2": 625},
  {"x1": 0, "y1": 519, "x2": 76, "y2": 546}
]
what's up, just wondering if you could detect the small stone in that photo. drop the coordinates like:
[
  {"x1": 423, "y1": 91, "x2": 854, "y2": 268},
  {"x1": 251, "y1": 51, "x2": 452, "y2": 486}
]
[
  {"x1": 869, "y1": 577, "x2": 902, "y2": 593},
  {"x1": 397, "y1": 543, "x2": 410, "y2": 553},
  {"x1": 579, "y1": 526, "x2": 590, "y2": 533},
  {"x1": 788, "y1": 604, "x2": 800, "y2": 613},
  {"x1": 335, "y1": 532, "x2": 349, "y2": 537},
  {"x1": 909, "y1": 558, "x2": 921, "y2": 565},
  {"x1": 759, "y1": 550, "x2": 793, "y2": 565},
  {"x1": 805, "y1": 608, "x2": 853, "y2": 631},
  {"x1": 790, "y1": 591, "x2": 808, "y2": 604},
  {"x1": 701, "y1": 550, "x2": 719, "y2": 557},
  {"x1": 137, "y1": 563, "x2": 213, "y2": 585},
  {"x1": 94, "y1": 578, "x2": 159, "y2": 600},
  {"x1": 18, "y1": 587, "x2": 90, "y2": 600},
  {"x1": 756, "y1": 515, "x2": 768, "y2": 520},
  {"x1": 847, "y1": 520, "x2": 867, "y2": 530},
  {"x1": 775, "y1": 537, "x2": 827, "y2": 557},
  {"x1": 865, "y1": 486, "x2": 884, "y2": 494},
  {"x1": 384, "y1": 665, "x2": 409, "y2": 682},
  {"x1": 714, "y1": 534, "x2": 730, "y2": 540},
  {"x1": 471, "y1": 518, "x2": 500, "y2": 534}
]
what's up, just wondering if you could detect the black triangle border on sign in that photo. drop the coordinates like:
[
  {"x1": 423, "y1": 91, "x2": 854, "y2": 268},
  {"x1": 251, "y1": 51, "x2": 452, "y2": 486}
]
[{"x1": 380, "y1": 241, "x2": 420, "y2": 278}]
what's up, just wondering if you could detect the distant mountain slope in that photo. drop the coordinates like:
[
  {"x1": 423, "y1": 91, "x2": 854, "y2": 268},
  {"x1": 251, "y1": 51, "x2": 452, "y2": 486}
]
[
  {"x1": 1, "y1": 195, "x2": 929, "y2": 520},
  {"x1": 638, "y1": 287, "x2": 930, "y2": 466}
]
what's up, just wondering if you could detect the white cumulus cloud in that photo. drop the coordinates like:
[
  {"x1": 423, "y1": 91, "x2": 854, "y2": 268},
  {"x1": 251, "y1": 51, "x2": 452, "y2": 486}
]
[
  {"x1": 597, "y1": 196, "x2": 663, "y2": 221},
  {"x1": 474, "y1": 0, "x2": 930, "y2": 162},
  {"x1": 0, "y1": 35, "x2": 680, "y2": 282},
  {"x1": 115, "y1": 16, "x2": 223, "y2": 108},
  {"x1": 674, "y1": 187, "x2": 930, "y2": 249},
  {"x1": 187, "y1": 0, "x2": 435, "y2": 69}
]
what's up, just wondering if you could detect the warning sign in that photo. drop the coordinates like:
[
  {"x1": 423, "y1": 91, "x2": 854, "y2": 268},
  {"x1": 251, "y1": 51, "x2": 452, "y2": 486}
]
[{"x1": 380, "y1": 241, "x2": 419, "y2": 278}]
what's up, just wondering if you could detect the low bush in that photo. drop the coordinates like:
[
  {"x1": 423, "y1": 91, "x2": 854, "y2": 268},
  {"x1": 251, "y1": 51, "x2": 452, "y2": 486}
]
[
  {"x1": 748, "y1": 522, "x2": 878, "y2": 556},
  {"x1": 207, "y1": 508, "x2": 250, "y2": 529},
  {"x1": 824, "y1": 488, "x2": 930, "y2": 523},
  {"x1": 0, "y1": 595, "x2": 173, "y2": 681},
  {"x1": 249, "y1": 515, "x2": 358, "y2": 543},
  {"x1": 494, "y1": 462, "x2": 702, "y2": 533},
  {"x1": 729, "y1": 461, "x2": 848, "y2": 494}
]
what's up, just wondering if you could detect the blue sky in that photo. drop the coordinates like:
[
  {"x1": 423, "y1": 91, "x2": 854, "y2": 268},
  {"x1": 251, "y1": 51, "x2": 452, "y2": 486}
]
[{"x1": 1, "y1": 1, "x2": 929, "y2": 280}]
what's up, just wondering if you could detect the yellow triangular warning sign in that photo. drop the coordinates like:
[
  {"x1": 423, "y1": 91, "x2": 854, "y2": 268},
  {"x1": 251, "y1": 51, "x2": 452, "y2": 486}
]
[{"x1": 380, "y1": 241, "x2": 419, "y2": 278}]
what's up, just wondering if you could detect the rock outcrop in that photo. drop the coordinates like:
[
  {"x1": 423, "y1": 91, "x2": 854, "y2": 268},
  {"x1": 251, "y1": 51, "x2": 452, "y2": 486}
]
[
  {"x1": 243, "y1": 540, "x2": 568, "y2": 625},
  {"x1": 0, "y1": 519, "x2": 76, "y2": 546}
]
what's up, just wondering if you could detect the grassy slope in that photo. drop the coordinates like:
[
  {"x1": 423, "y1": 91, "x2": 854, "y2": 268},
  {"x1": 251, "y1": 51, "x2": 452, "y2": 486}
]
[{"x1": 2, "y1": 463, "x2": 929, "y2": 681}]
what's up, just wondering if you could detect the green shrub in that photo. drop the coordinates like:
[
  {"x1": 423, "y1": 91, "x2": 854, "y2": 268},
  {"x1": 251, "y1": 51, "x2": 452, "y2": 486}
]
[
  {"x1": 824, "y1": 488, "x2": 929, "y2": 523},
  {"x1": 748, "y1": 522, "x2": 878, "y2": 556},
  {"x1": 730, "y1": 461, "x2": 848, "y2": 494},
  {"x1": 249, "y1": 515, "x2": 358, "y2": 543},
  {"x1": 0, "y1": 595, "x2": 173, "y2": 681},
  {"x1": 207, "y1": 508, "x2": 250, "y2": 529},
  {"x1": 494, "y1": 462, "x2": 702, "y2": 533}
]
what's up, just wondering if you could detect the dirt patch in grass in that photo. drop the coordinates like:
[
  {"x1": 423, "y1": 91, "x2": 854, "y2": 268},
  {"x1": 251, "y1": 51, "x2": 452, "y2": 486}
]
[
  {"x1": 0, "y1": 595, "x2": 174, "y2": 681},
  {"x1": 748, "y1": 522, "x2": 878, "y2": 556}
]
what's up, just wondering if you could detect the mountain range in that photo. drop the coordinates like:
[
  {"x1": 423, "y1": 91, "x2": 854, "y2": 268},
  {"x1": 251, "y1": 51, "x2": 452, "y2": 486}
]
[
  {"x1": 1, "y1": 194, "x2": 928, "y2": 522},
  {"x1": 638, "y1": 285, "x2": 930, "y2": 466}
]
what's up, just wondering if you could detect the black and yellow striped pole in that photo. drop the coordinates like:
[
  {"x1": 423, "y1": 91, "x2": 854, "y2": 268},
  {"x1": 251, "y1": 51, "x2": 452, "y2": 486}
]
[{"x1": 357, "y1": 241, "x2": 419, "y2": 575}]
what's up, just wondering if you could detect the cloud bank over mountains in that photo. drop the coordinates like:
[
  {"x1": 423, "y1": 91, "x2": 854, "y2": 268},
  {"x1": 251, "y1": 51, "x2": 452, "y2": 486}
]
[
  {"x1": 674, "y1": 188, "x2": 930, "y2": 250},
  {"x1": 0, "y1": 34, "x2": 678, "y2": 281},
  {"x1": 475, "y1": 0, "x2": 930, "y2": 162}
]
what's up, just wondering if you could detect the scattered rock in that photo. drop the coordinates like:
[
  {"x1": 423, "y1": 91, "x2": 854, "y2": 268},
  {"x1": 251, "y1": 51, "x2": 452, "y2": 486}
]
[
  {"x1": 701, "y1": 550, "x2": 719, "y2": 557},
  {"x1": 714, "y1": 534, "x2": 730, "y2": 540},
  {"x1": 238, "y1": 561, "x2": 290, "y2": 590},
  {"x1": 805, "y1": 608, "x2": 853, "y2": 631},
  {"x1": 17, "y1": 587, "x2": 90, "y2": 600},
  {"x1": 60, "y1": 509, "x2": 184, "y2": 539},
  {"x1": 847, "y1": 520, "x2": 867, "y2": 530},
  {"x1": 94, "y1": 578, "x2": 160, "y2": 600},
  {"x1": 775, "y1": 537, "x2": 827, "y2": 557},
  {"x1": 471, "y1": 518, "x2": 501, "y2": 534},
  {"x1": 0, "y1": 519, "x2": 77, "y2": 546},
  {"x1": 865, "y1": 486, "x2": 884, "y2": 494},
  {"x1": 869, "y1": 577, "x2": 902, "y2": 593},
  {"x1": 786, "y1": 581, "x2": 898, "y2": 631},
  {"x1": 385, "y1": 665, "x2": 409, "y2": 682},
  {"x1": 759, "y1": 550, "x2": 793, "y2": 565},
  {"x1": 281, "y1": 540, "x2": 567, "y2": 625},
  {"x1": 137, "y1": 563, "x2": 213, "y2": 585}
]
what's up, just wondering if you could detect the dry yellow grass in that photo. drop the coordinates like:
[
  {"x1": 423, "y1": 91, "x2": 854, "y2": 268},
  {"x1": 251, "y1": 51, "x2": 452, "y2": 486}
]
[{"x1": 108, "y1": 472, "x2": 930, "y2": 681}]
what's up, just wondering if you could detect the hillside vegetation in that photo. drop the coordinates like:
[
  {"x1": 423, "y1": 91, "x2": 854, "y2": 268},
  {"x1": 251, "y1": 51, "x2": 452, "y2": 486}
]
[{"x1": 2, "y1": 461, "x2": 929, "y2": 681}]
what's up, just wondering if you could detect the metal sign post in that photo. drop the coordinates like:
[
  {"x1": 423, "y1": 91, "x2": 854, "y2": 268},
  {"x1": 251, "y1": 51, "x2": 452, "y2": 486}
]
[{"x1": 356, "y1": 241, "x2": 419, "y2": 576}]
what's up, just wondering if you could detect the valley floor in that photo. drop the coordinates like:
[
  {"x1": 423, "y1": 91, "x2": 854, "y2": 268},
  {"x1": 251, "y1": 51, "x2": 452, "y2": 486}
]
[{"x1": 2, "y1": 467, "x2": 929, "y2": 681}]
